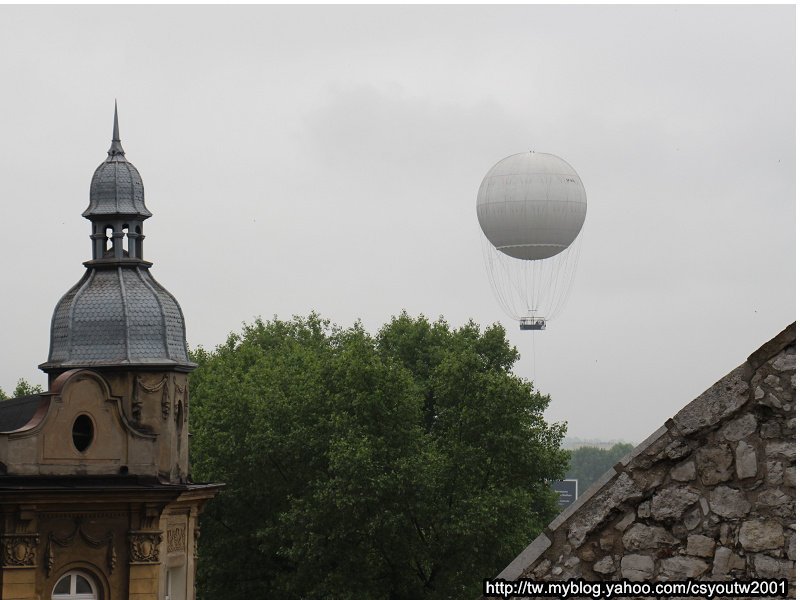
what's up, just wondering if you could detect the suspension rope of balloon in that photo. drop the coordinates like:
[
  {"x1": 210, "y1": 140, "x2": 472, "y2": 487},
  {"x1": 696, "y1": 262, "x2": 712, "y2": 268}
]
[
  {"x1": 483, "y1": 237, "x2": 584, "y2": 323},
  {"x1": 531, "y1": 323, "x2": 537, "y2": 384},
  {"x1": 547, "y1": 232, "x2": 583, "y2": 321}
]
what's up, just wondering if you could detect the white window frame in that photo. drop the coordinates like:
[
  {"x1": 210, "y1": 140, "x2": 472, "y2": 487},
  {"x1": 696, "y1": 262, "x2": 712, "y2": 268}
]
[{"x1": 52, "y1": 570, "x2": 98, "y2": 600}]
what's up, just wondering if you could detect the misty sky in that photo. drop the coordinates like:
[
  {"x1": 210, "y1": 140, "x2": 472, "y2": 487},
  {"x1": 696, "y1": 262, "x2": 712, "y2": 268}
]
[{"x1": 0, "y1": 5, "x2": 794, "y2": 443}]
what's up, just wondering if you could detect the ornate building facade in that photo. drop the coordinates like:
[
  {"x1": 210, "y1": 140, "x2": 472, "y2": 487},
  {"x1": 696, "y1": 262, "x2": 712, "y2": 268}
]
[{"x1": 0, "y1": 107, "x2": 221, "y2": 600}]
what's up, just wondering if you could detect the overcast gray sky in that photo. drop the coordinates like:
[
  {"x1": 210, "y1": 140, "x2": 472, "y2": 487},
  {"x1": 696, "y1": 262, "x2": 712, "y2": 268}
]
[{"x1": 0, "y1": 5, "x2": 794, "y2": 443}]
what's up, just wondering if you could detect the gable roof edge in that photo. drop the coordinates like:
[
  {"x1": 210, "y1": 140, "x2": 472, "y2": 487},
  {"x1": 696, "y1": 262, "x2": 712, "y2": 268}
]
[{"x1": 492, "y1": 322, "x2": 796, "y2": 583}]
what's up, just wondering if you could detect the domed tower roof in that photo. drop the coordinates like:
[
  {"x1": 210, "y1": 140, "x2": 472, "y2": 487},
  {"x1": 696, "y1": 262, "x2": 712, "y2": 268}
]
[
  {"x1": 83, "y1": 103, "x2": 151, "y2": 219},
  {"x1": 40, "y1": 105, "x2": 195, "y2": 374}
]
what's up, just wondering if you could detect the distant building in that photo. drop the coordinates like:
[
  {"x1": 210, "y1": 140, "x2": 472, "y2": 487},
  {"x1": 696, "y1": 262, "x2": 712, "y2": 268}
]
[
  {"x1": 561, "y1": 438, "x2": 630, "y2": 451},
  {"x1": 0, "y1": 107, "x2": 221, "y2": 600}
]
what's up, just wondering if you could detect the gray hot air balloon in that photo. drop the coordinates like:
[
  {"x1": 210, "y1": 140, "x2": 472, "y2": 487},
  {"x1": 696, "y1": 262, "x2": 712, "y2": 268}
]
[{"x1": 477, "y1": 151, "x2": 587, "y2": 330}]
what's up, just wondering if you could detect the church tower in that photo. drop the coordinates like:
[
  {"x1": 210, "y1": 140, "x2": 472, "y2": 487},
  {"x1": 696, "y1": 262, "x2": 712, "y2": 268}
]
[
  {"x1": 0, "y1": 107, "x2": 220, "y2": 600},
  {"x1": 40, "y1": 104, "x2": 196, "y2": 484}
]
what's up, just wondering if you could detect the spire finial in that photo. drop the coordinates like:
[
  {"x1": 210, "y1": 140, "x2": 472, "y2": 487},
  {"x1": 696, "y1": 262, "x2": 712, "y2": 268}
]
[
  {"x1": 107, "y1": 100, "x2": 125, "y2": 159},
  {"x1": 113, "y1": 100, "x2": 120, "y2": 141}
]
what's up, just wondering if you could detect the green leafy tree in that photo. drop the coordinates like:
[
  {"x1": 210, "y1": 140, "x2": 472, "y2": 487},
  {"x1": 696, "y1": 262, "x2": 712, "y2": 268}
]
[
  {"x1": 0, "y1": 379, "x2": 44, "y2": 400},
  {"x1": 566, "y1": 443, "x2": 634, "y2": 492},
  {"x1": 190, "y1": 313, "x2": 568, "y2": 600},
  {"x1": 12, "y1": 379, "x2": 43, "y2": 397}
]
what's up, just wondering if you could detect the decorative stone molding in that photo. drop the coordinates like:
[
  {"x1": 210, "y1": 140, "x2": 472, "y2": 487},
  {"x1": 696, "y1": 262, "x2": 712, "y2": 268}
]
[
  {"x1": 174, "y1": 376, "x2": 189, "y2": 424},
  {"x1": 40, "y1": 511, "x2": 127, "y2": 521},
  {"x1": 133, "y1": 374, "x2": 169, "y2": 421},
  {"x1": 1, "y1": 534, "x2": 39, "y2": 567},
  {"x1": 45, "y1": 520, "x2": 115, "y2": 576},
  {"x1": 138, "y1": 503, "x2": 164, "y2": 531},
  {"x1": 167, "y1": 525, "x2": 186, "y2": 554},
  {"x1": 129, "y1": 531, "x2": 162, "y2": 564}
]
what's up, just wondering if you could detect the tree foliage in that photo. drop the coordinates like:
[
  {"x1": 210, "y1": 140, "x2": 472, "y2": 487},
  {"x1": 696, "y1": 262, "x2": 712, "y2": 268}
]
[
  {"x1": 0, "y1": 378, "x2": 44, "y2": 400},
  {"x1": 566, "y1": 443, "x2": 634, "y2": 492},
  {"x1": 189, "y1": 313, "x2": 568, "y2": 600}
]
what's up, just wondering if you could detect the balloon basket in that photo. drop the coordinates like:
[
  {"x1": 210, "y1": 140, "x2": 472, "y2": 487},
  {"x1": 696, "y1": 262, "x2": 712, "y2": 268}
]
[{"x1": 519, "y1": 317, "x2": 546, "y2": 331}]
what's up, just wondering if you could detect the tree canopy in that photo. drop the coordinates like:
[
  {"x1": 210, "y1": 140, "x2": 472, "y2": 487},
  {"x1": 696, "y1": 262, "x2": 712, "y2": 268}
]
[
  {"x1": 189, "y1": 313, "x2": 568, "y2": 600},
  {"x1": 0, "y1": 378, "x2": 44, "y2": 400},
  {"x1": 566, "y1": 443, "x2": 634, "y2": 493}
]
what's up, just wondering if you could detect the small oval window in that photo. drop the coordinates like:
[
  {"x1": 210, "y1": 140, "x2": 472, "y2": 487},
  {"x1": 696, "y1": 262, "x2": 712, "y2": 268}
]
[{"x1": 72, "y1": 415, "x2": 94, "y2": 452}]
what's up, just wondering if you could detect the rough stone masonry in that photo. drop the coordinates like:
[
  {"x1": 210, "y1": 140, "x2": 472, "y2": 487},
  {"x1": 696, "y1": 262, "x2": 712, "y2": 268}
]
[{"x1": 493, "y1": 323, "x2": 796, "y2": 598}]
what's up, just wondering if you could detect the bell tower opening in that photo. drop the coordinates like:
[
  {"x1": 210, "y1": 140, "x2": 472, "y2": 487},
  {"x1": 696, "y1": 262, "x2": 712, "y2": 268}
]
[
  {"x1": 122, "y1": 224, "x2": 129, "y2": 256},
  {"x1": 82, "y1": 103, "x2": 152, "y2": 265},
  {"x1": 104, "y1": 225, "x2": 113, "y2": 257}
]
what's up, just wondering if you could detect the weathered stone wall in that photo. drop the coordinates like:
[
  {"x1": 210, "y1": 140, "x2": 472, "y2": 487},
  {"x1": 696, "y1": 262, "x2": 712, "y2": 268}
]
[{"x1": 495, "y1": 323, "x2": 795, "y2": 596}]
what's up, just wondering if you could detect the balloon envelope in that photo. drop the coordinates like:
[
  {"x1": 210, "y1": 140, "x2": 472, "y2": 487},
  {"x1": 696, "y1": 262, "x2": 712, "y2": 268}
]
[{"x1": 476, "y1": 152, "x2": 587, "y2": 260}]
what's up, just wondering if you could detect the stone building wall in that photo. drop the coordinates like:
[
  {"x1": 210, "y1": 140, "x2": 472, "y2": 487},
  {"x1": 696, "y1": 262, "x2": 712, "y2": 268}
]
[{"x1": 494, "y1": 323, "x2": 796, "y2": 596}]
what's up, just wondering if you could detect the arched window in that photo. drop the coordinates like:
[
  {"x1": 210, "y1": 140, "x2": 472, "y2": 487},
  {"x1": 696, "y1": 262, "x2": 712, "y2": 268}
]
[
  {"x1": 52, "y1": 571, "x2": 98, "y2": 600},
  {"x1": 104, "y1": 226, "x2": 114, "y2": 255},
  {"x1": 122, "y1": 224, "x2": 130, "y2": 256}
]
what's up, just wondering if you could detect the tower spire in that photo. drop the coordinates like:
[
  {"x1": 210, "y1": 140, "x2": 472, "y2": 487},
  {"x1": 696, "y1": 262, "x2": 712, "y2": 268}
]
[
  {"x1": 113, "y1": 100, "x2": 120, "y2": 141},
  {"x1": 107, "y1": 101, "x2": 125, "y2": 158}
]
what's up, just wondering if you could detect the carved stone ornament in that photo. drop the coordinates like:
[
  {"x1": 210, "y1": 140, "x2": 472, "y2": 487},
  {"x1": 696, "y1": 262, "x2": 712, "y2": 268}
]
[
  {"x1": 1, "y1": 534, "x2": 39, "y2": 567},
  {"x1": 129, "y1": 531, "x2": 162, "y2": 564},
  {"x1": 45, "y1": 520, "x2": 115, "y2": 576},
  {"x1": 167, "y1": 525, "x2": 186, "y2": 554},
  {"x1": 133, "y1": 374, "x2": 169, "y2": 421},
  {"x1": 173, "y1": 375, "x2": 189, "y2": 424}
]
